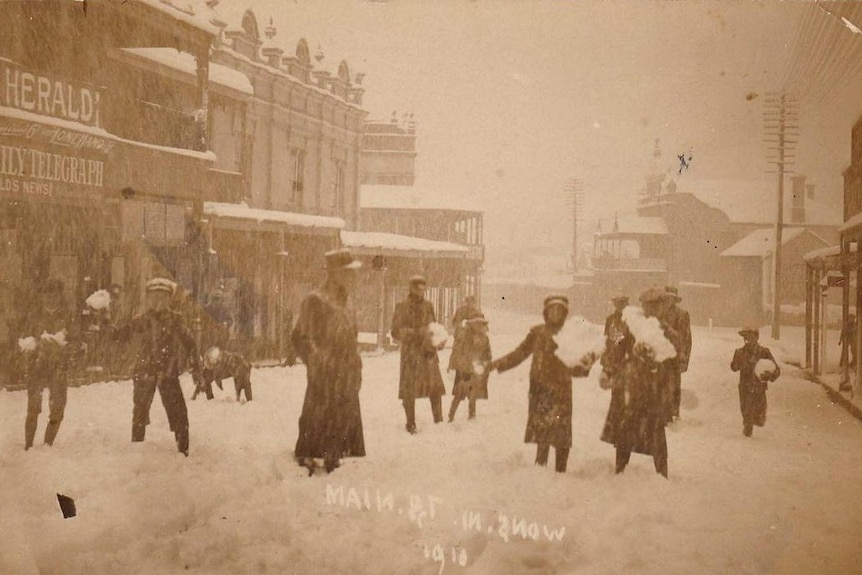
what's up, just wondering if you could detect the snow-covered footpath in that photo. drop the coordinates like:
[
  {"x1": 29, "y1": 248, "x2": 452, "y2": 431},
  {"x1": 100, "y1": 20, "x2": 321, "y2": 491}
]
[{"x1": 2, "y1": 309, "x2": 862, "y2": 575}]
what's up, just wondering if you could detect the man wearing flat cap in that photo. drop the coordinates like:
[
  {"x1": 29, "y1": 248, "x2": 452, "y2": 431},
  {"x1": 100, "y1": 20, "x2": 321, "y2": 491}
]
[
  {"x1": 731, "y1": 327, "x2": 780, "y2": 437},
  {"x1": 18, "y1": 279, "x2": 79, "y2": 450},
  {"x1": 601, "y1": 294, "x2": 632, "y2": 380},
  {"x1": 663, "y1": 286, "x2": 692, "y2": 422},
  {"x1": 491, "y1": 294, "x2": 593, "y2": 473},
  {"x1": 391, "y1": 274, "x2": 446, "y2": 433},
  {"x1": 292, "y1": 248, "x2": 365, "y2": 474},
  {"x1": 113, "y1": 277, "x2": 202, "y2": 456}
]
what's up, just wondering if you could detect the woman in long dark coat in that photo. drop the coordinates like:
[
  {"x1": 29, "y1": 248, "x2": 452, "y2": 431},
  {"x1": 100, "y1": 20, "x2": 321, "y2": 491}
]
[
  {"x1": 731, "y1": 327, "x2": 780, "y2": 437},
  {"x1": 600, "y1": 288, "x2": 677, "y2": 478},
  {"x1": 292, "y1": 249, "x2": 365, "y2": 474},
  {"x1": 491, "y1": 295, "x2": 591, "y2": 473}
]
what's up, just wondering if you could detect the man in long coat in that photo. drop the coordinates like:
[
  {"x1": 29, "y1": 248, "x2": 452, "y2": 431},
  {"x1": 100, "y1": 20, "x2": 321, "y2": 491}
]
[
  {"x1": 731, "y1": 327, "x2": 780, "y2": 437},
  {"x1": 391, "y1": 275, "x2": 446, "y2": 434},
  {"x1": 113, "y1": 278, "x2": 201, "y2": 456},
  {"x1": 19, "y1": 279, "x2": 79, "y2": 450},
  {"x1": 663, "y1": 285, "x2": 692, "y2": 422},
  {"x1": 292, "y1": 249, "x2": 365, "y2": 473},
  {"x1": 600, "y1": 287, "x2": 678, "y2": 478},
  {"x1": 491, "y1": 295, "x2": 592, "y2": 473}
]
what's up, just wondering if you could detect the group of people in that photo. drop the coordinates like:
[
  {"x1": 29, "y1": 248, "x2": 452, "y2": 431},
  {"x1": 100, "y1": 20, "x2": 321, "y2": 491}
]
[{"x1": 17, "y1": 248, "x2": 783, "y2": 481}]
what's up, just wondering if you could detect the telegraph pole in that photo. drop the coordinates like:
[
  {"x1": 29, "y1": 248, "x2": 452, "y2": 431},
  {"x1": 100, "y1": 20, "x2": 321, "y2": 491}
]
[
  {"x1": 564, "y1": 178, "x2": 583, "y2": 274},
  {"x1": 764, "y1": 91, "x2": 799, "y2": 340}
]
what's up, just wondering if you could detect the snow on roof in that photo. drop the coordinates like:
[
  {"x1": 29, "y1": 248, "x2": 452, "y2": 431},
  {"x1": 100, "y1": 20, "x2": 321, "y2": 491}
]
[
  {"x1": 341, "y1": 231, "x2": 469, "y2": 255},
  {"x1": 135, "y1": 0, "x2": 223, "y2": 35},
  {"x1": 676, "y1": 178, "x2": 842, "y2": 227},
  {"x1": 204, "y1": 202, "x2": 345, "y2": 229},
  {"x1": 677, "y1": 281, "x2": 721, "y2": 289},
  {"x1": 120, "y1": 48, "x2": 253, "y2": 96},
  {"x1": 802, "y1": 243, "x2": 858, "y2": 262},
  {"x1": 720, "y1": 227, "x2": 806, "y2": 258},
  {"x1": 360, "y1": 185, "x2": 481, "y2": 213},
  {"x1": 596, "y1": 215, "x2": 667, "y2": 236},
  {"x1": 839, "y1": 212, "x2": 862, "y2": 232}
]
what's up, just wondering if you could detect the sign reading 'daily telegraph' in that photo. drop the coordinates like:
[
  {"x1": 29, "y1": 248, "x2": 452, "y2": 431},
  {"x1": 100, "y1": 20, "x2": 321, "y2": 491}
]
[
  {"x1": 1, "y1": 57, "x2": 102, "y2": 129},
  {"x1": 0, "y1": 144, "x2": 104, "y2": 196}
]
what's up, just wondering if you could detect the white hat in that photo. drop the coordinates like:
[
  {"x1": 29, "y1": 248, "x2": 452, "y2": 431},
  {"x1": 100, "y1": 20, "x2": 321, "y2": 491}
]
[{"x1": 146, "y1": 277, "x2": 177, "y2": 294}]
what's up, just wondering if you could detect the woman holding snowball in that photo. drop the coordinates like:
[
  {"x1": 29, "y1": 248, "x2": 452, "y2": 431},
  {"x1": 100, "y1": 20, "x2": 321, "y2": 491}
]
[
  {"x1": 490, "y1": 295, "x2": 595, "y2": 473},
  {"x1": 731, "y1": 327, "x2": 780, "y2": 437}
]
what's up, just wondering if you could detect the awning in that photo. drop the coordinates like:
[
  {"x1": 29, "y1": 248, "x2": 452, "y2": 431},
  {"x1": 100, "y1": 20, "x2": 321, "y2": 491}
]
[
  {"x1": 204, "y1": 202, "x2": 344, "y2": 235},
  {"x1": 115, "y1": 48, "x2": 254, "y2": 97},
  {"x1": 341, "y1": 230, "x2": 468, "y2": 259}
]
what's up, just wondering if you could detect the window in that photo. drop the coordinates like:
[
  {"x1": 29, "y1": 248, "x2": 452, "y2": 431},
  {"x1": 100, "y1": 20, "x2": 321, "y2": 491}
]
[
  {"x1": 291, "y1": 149, "x2": 305, "y2": 206},
  {"x1": 333, "y1": 159, "x2": 345, "y2": 214}
]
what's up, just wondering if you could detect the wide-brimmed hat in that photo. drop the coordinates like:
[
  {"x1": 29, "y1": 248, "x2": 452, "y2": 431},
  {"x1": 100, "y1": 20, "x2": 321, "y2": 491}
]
[
  {"x1": 465, "y1": 313, "x2": 489, "y2": 325},
  {"x1": 611, "y1": 294, "x2": 629, "y2": 304},
  {"x1": 639, "y1": 287, "x2": 669, "y2": 304},
  {"x1": 665, "y1": 285, "x2": 682, "y2": 301},
  {"x1": 146, "y1": 277, "x2": 177, "y2": 294},
  {"x1": 543, "y1": 294, "x2": 569, "y2": 311},
  {"x1": 409, "y1": 274, "x2": 427, "y2": 286},
  {"x1": 738, "y1": 327, "x2": 760, "y2": 337},
  {"x1": 325, "y1": 248, "x2": 362, "y2": 270}
]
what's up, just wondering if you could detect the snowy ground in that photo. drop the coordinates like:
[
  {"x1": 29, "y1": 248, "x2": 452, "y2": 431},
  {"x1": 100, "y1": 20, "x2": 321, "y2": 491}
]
[{"x1": 2, "y1": 309, "x2": 862, "y2": 575}]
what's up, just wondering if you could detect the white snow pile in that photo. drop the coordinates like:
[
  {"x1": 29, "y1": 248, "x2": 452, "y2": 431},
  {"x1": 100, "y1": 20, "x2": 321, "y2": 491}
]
[
  {"x1": 621, "y1": 306, "x2": 676, "y2": 362},
  {"x1": 472, "y1": 360, "x2": 486, "y2": 375},
  {"x1": 553, "y1": 316, "x2": 606, "y2": 368},
  {"x1": 39, "y1": 330, "x2": 68, "y2": 347},
  {"x1": 428, "y1": 322, "x2": 449, "y2": 348},
  {"x1": 85, "y1": 289, "x2": 111, "y2": 311},
  {"x1": 17, "y1": 336, "x2": 37, "y2": 353},
  {"x1": 755, "y1": 358, "x2": 778, "y2": 381}
]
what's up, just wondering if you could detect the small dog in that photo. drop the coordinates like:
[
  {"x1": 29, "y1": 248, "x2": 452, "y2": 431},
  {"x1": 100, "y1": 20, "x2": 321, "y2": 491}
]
[{"x1": 192, "y1": 347, "x2": 253, "y2": 403}]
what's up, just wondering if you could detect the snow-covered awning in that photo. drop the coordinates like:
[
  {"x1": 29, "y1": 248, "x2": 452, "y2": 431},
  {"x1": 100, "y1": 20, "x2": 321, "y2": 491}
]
[
  {"x1": 341, "y1": 231, "x2": 468, "y2": 259},
  {"x1": 721, "y1": 227, "x2": 807, "y2": 258},
  {"x1": 204, "y1": 202, "x2": 344, "y2": 233},
  {"x1": 116, "y1": 48, "x2": 253, "y2": 97},
  {"x1": 840, "y1": 212, "x2": 862, "y2": 233},
  {"x1": 135, "y1": 0, "x2": 224, "y2": 35},
  {"x1": 803, "y1": 243, "x2": 858, "y2": 269}
]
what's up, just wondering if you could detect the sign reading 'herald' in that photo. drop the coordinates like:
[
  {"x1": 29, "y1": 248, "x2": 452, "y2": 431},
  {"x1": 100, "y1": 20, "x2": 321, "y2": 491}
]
[{"x1": 0, "y1": 57, "x2": 103, "y2": 129}]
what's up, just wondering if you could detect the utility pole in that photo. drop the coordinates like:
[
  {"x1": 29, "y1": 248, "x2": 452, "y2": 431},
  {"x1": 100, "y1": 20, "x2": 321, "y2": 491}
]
[
  {"x1": 564, "y1": 178, "x2": 583, "y2": 274},
  {"x1": 764, "y1": 91, "x2": 799, "y2": 340}
]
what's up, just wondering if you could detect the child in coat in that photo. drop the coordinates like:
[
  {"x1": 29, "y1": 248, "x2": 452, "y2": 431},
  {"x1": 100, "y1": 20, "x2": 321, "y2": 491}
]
[
  {"x1": 448, "y1": 315, "x2": 491, "y2": 421},
  {"x1": 731, "y1": 327, "x2": 780, "y2": 437}
]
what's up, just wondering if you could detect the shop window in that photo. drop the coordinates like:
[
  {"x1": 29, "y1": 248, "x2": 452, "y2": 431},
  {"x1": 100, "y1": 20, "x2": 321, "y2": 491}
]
[
  {"x1": 291, "y1": 148, "x2": 306, "y2": 206},
  {"x1": 333, "y1": 159, "x2": 345, "y2": 214}
]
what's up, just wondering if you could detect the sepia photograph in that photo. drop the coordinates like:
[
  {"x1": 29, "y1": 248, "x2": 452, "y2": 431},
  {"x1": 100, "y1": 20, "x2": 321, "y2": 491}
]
[{"x1": 2, "y1": 0, "x2": 862, "y2": 573}]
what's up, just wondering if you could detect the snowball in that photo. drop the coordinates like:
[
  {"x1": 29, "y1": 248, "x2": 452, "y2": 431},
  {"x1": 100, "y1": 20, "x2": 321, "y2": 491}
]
[
  {"x1": 17, "y1": 336, "x2": 37, "y2": 353},
  {"x1": 85, "y1": 289, "x2": 112, "y2": 311},
  {"x1": 40, "y1": 330, "x2": 68, "y2": 347},
  {"x1": 553, "y1": 316, "x2": 606, "y2": 368},
  {"x1": 204, "y1": 347, "x2": 222, "y2": 370},
  {"x1": 621, "y1": 306, "x2": 676, "y2": 362},
  {"x1": 755, "y1": 358, "x2": 778, "y2": 381},
  {"x1": 472, "y1": 360, "x2": 486, "y2": 375},
  {"x1": 428, "y1": 322, "x2": 449, "y2": 348}
]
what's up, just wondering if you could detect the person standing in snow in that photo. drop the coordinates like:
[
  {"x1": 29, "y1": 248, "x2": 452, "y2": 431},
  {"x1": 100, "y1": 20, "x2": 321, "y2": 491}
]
[
  {"x1": 600, "y1": 287, "x2": 678, "y2": 478},
  {"x1": 19, "y1": 279, "x2": 79, "y2": 450},
  {"x1": 112, "y1": 278, "x2": 201, "y2": 456},
  {"x1": 451, "y1": 295, "x2": 479, "y2": 340},
  {"x1": 292, "y1": 249, "x2": 365, "y2": 474},
  {"x1": 602, "y1": 294, "x2": 632, "y2": 377},
  {"x1": 448, "y1": 314, "x2": 492, "y2": 421},
  {"x1": 839, "y1": 314, "x2": 857, "y2": 368},
  {"x1": 731, "y1": 327, "x2": 780, "y2": 438},
  {"x1": 490, "y1": 295, "x2": 593, "y2": 473},
  {"x1": 663, "y1": 286, "x2": 692, "y2": 422},
  {"x1": 391, "y1": 275, "x2": 447, "y2": 434}
]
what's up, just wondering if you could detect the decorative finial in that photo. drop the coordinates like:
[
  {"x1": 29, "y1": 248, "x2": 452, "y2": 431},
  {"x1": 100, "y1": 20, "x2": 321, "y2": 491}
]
[
  {"x1": 264, "y1": 17, "x2": 277, "y2": 40},
  {"x1": 314, "y1": 43, "x2": 324, "y2": 63},
  {"x1": 653, "y1": 138, "x2": 661, "y2": 159}
]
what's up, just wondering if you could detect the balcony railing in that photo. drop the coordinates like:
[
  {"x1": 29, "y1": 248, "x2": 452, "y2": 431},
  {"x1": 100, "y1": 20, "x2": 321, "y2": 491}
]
[{"x1": 592, "y1": 256, "x2": 666, "y2": 272}]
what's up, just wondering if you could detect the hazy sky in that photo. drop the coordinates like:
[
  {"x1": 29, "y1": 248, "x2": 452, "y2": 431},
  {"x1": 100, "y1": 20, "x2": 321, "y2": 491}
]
[{"x1": 221, "y1": 0, "x2": 862, "y2": 267}]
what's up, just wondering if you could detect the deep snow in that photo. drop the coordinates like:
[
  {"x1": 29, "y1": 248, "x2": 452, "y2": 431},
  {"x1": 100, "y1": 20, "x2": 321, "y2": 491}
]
[{"x1": 1, "y1": 309, "x2": 862, "y2": 575}]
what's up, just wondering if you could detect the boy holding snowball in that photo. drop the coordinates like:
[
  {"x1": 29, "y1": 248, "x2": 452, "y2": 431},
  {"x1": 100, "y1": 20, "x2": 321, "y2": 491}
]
[
  {"x1": 731, "y1": 327, "x2": 780, "y2": 437},
  {"x1": 490, "y1": 295, "x2": 597, "y2": 473}
]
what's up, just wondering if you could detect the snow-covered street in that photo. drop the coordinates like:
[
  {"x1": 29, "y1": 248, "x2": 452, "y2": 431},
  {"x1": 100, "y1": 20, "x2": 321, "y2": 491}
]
[{"x1": 2, "y1": 309, "x2": 862, "y2": 575}]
